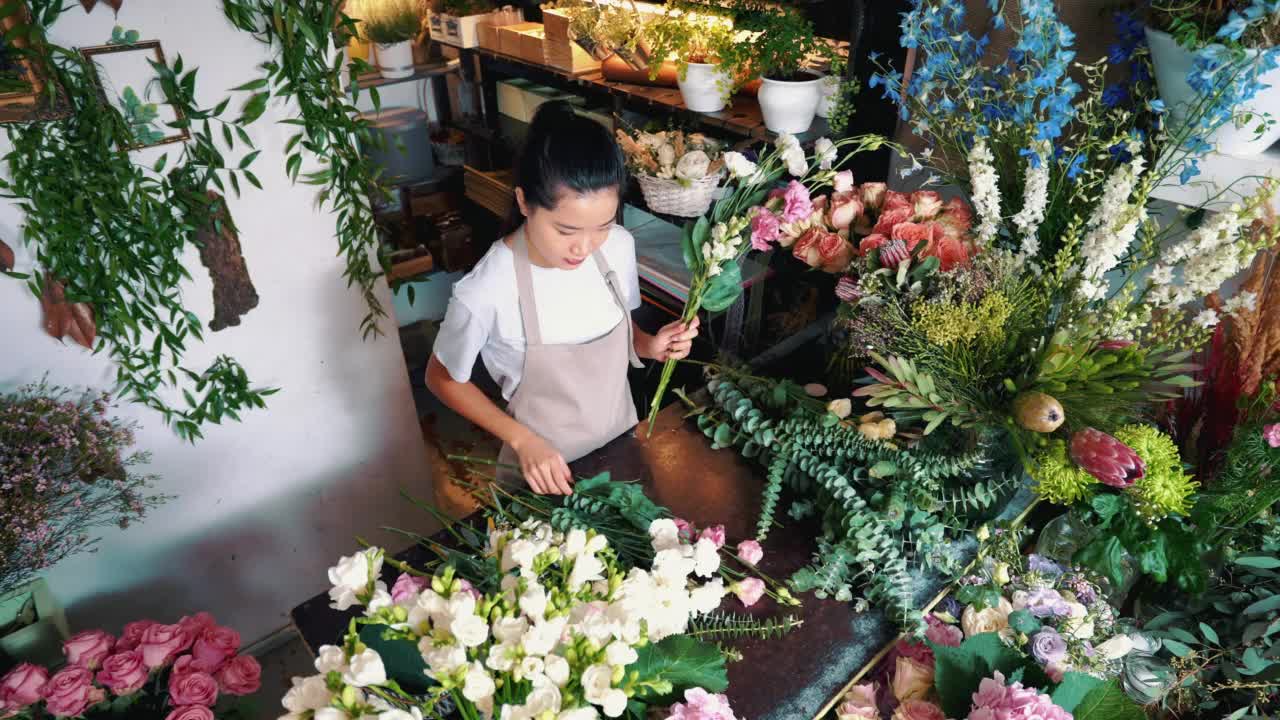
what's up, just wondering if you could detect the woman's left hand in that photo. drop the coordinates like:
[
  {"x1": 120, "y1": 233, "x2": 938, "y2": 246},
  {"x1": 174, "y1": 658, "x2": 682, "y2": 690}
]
[{"x1": 646, "y1": 316, "x2": 700, "y2": 361}]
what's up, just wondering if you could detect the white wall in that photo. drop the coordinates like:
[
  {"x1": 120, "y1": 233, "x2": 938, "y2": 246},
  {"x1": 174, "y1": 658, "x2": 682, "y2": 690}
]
[{"x1": 3, "y1": 0, "x2": 438, "y2": 643}]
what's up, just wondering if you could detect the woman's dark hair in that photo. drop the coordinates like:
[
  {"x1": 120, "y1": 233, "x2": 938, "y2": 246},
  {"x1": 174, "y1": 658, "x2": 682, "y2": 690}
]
[{"x1": 505, "y1": 100, "x2": 627, "y2": 232}]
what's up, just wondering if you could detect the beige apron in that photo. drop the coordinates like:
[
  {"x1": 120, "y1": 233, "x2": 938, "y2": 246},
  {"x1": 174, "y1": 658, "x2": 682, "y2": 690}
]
[{"x1": 496, "y1": 227, "x2": 643, "y2": 486}]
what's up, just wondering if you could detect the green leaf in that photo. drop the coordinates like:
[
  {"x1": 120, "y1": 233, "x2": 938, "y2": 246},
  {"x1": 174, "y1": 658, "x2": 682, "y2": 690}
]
[
  {"x1": 700, "y1": 262, "x2": 742, "y2": 313},
  {"x1": 358, "y1": 625, "x2": 432, "y2": 694},
  {"x1": 1198, "y1": 622, "x2": 1219, "y2": 646},
  {"x1": 1162, "y1": 639, "x2": 1193, "y2": 657},
  {"x1": 1073, "y1": 536, "x2": 1127, "y2": 588},
  {"x1": 1008, "y1": 609, "x2": 1042, "y2": 635},
  {"x1": 1243, "y1": 593, "x2": 1280, "y2": 616},
  {"x1": 932, "y1": 634, "x2": 1029, "y2": 719},
  {"x1": 627, "y1": 636, "x2": 728, "y2": 705},
  {"x1": 1235, "y1": 554, "x2": 1280, "y2": 570},
  {"x1": 680, "y1": 221, "x2": 699, "y2": 272},
  {"x1": 1051, "y1": 672, "x2": 1105, "y2": 713},
  {"x1": 712, "y1": 423, "x2": 732, "y2": 448},
  {"x1": 1089, "y1": 494, "x2": 1123, "y2": 523},
  {"x1": 1071, "y1": 680, "x2": 1145, "y2": 720}
]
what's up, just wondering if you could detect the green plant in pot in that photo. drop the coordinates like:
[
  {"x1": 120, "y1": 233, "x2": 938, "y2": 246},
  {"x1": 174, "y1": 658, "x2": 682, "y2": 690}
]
[
  {"x1": 363, "y1": 0, "x2": 423, "y2": 79},
  {"x1": 721, "y1": 4, "x2": 836, "y2": 134},
  {"x1": 595, "y1": 2, "x2": 653, "y2": 71},
  {"x1": 0, "y1": 381, "x2": 168, "y2": 666},
  {"x1": 550, "y1": 0, "x2": 610, "y2": 60},
  {"x1": 646, "y1": 6, "x2": 737, "y2": 112}
]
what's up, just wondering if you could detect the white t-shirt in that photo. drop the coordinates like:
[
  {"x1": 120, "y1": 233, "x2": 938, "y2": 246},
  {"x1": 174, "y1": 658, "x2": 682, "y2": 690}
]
[{"x1": 433, "y1": 225, "x2": 642, "y2": 400}]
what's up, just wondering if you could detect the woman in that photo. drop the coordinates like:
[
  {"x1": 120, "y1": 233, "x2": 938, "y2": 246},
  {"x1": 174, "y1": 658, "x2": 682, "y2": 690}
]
[{"x1": 426, "y1": 101, "x2": 700, "y2": 495}]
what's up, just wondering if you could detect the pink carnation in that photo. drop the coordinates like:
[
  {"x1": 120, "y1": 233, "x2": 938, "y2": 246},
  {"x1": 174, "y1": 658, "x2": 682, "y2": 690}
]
[
  {"x1": 750, "y1": 208, "x2": 782, "y2": 251},
  {"x1": 776, "y1": 181, "x2": 814, "y2": 223},
  {"x1": 731, "y1": 578, "x2": 765, "y2": 608},
  {"x1": 665, "y1": 687, "x2": 737, "y2": 720},
  {"x1": 736, "y1": 540, "x2": 763, "y2": 566},
  {"x1": 391, "y1": 573, "x2": 429, "y2": 605},
  {"x1": 698, "y1": 525, "x2": 726, "y2": 549},
  {"x1": 1264, "y1": 423, "x2": 1280, "y2": 448},
  {"x1": 966, "y1": 672, "x2": 1072, "y2": 720}
]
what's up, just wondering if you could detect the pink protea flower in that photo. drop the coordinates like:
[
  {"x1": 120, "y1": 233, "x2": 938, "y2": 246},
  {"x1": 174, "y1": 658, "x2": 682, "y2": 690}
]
[
  {"x1": 1070, "y1": 428, "x2": 1145, "y2": 488},
  {"x1": 835, "y1": 276, "x2": 860, "y2": 303},
  {"x1": 736, "y1": 540, "x2": 763, "y2": 565},
  {"x1": 1264, "y1": 423, "x2": 1280, "y2": 448},
  {"x1": 879, "y1": 239, "x2": 912, "y2": 268}
]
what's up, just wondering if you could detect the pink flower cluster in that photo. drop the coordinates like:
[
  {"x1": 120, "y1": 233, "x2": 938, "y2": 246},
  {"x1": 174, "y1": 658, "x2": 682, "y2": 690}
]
[
  {"x1": 0, "y1": 613, "x2": 260, "y2": 719},
  {"x1": 966, "y1": 672, "x2": 1072, "y2": 720},
  {"x1": 664, "y1": 687, "x2": 738, "y2": 720},
  {"x1": 666, "y1": 519, "x2": 768, "y2": 608},
  {"x1": 857, "y1": 190, "x2": 977, "y2": 272},
  {"x1": 1264, "y1": 423, "x2": 1280, "y2": 448}
]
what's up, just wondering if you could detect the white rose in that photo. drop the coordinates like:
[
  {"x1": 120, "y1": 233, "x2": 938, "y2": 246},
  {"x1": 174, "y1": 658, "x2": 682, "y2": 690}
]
[
  {"x1": 1096, "y1": 635, "x2": 1135, "y2": 660},
  {"x1": 462, "y1": 661, "x2": 495, "y2": 703},
  {"x1": 814, "y1": 137, "x2": 837, "y2": 170},
  {"x1": 605, "y1": 641, "x2": 638, "y2": 668},
  {"x1": 649, "y1": 519, "x2": 681, "y2": 552},
  {"x1": 689, "y1": 578, "x2": 727, "y2": 615},
  {"x1": 675, "y1": 150, "x2": 711, "y2": 181},
  {"x1": 451, "y1": 612, "x2": 489, "y2": 648},
  {"x1": 961, "y1": 598, "x2": 1013, "y2": 638},
  {"x1": 657, "y1": 144, "x2": 677, "y2": 167},
  {"x1": 315, "y1": 645, "x2": 347, "y2": 674},
  {"x1": 282, "y1": 675, "x2": 333, "y2": 712},
  {"x1": 493, "y1": 616, "x2": 529, "y2": 644},
  {"x1": 693, "y1": 537, "x2": 720, "y2": 578},
  {"x1": 723, "y1": 151, "x2": 759, "y2": 181},
  {"x1": 544, "y1": 654, "x2": 571, "y2": 687},
  {"x1": 342, "y1": 648, "x2": 387, "y2": 688}
]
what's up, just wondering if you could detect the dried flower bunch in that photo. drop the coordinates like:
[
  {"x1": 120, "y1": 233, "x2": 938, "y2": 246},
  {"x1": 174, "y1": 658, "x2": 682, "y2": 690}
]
[{"x1": 615, "y1": 128, "x2": 724, "y2": 186}]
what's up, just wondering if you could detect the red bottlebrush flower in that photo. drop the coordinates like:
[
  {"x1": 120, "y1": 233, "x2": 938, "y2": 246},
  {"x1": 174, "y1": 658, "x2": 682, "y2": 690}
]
[
  {"x1": 1069, "y1": 428, "x2": 1145, "y2": 488},
  {"x1": 879, "y1": 239, "x2": 911, "y2": 268},
  {"x1": 835, "y1": 276, "x2": 859, "y2": 302}
]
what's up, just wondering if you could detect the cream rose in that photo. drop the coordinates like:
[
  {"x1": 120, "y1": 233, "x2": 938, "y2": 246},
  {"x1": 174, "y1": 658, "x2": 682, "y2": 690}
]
[
  {"x1": 961, "y1": 598, "x2": 1013, "y2": 638},
  {"x1": 891, "y1": 656, "x2": 934, "y2": 702},
  {"x1": 675, "y1": 150, "x2": 711, "y2": 181}
]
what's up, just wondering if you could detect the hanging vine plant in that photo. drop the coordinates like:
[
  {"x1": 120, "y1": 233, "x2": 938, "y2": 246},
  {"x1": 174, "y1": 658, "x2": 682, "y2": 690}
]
[
  {"x1": 222, "y1": 0, "x2": 392, "y2": 339},
  {"x1": 0, "y1": 0, "x2": 274, "y2": 441}
]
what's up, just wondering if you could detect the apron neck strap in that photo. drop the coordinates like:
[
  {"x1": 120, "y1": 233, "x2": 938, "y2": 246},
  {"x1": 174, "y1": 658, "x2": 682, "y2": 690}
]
[{"x1": 512, "y1": 226, "x2": 543, "y2": 346}]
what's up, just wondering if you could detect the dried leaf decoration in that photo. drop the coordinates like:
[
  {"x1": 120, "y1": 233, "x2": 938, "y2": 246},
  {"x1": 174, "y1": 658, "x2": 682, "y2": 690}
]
[
  {"x1": 0, "y1": 237, "x2": 13, "y2": 272},
  {"x1": 80, "y1": 0, "x2": 97, "y2": 11},
  {"x1": 40, "y1": 274, "x2": 97, "y2": 350},
  {"x1": 197, "y1": 190, "x2": 259, "y2": 331}
]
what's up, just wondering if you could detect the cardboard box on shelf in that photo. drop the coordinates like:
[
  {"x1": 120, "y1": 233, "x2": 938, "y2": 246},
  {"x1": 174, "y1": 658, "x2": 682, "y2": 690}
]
[
  {"x1": 496, "y1": 79, "x2": 533, "y2": 121},
  {"x1": 439, "y1": 12, "x2": 490, "y2": 48},
  {"x1": 497, "y1": 21, "x2": 541, "y2": 58},
  {"x1": 516, "y1": 26, "x2": 546, "y2": 65},
  {"x1": 539, "y1": 8, "x2": 602, "y2": 75}
]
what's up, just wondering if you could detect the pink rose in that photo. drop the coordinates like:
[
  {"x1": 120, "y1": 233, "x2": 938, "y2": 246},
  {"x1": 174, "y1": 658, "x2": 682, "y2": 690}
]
[
  {"x1": 117, "y1": 620, "x2": 157, "y2": 651},
  {"x1": 871, "y1": 206, "x2": 913, "y2": 236},
  {"x1": 698, "y1": 525, "x2": 726, "y2": 549},
  {"x1": 891, "y1": 222, "x2": 937, "y2": 254},
  {"x1": 891, "y1": 656, "x2": 934, "y2": 702},
  {"x1": 673, "y1": 518, "x2": 696, "y2": 542},
  {"x1": 177, "y1": 613, "x2": 216, "y2": 638},
  {"x1": 778, "y1": 180, "x2": 814, "y2": 223},
  {"x1": 941, "y1": 197, "x2": 972, "y2": 226},
  {"x1": 858, "y1": 233, "x2": 890, "y2": 256},
  {"x1": 172, "y1": 655, "x2": 196, "y2": 677},
  {"x1": 168, "y1": 670, "x2": 218, "y2": 707},
  {"x1": 1264, "y1": 423, "x2": 1280, "y2": 448},
  {"x1": 42, "y1": 666, "x2": 103, "y2": 718},
  {"x1": 827, "y1": 191, "x2": 864, "y2": 231},
  {"x1": 882, "y1": 190, "x2": 912, "y2": 214},
  {"x1": 817, "y1": 233, "x2": 855, "y2": 273},
  {"x1": 736, "y1": 540, "x2": 763, "y2": 565},
  {"x1": 837, "y1": 683, "x2": 878, "y2": 719},
  {"x1": 96, "y1": 650, "x2": 149, "y2": 695},
  {"x1": 63, "y1": 629, "x2": 115, "y2": 670},
  {"x1": 924, "y1": 617, "x2": 962, "y2": 648},
  {"x1": 860, "y1": 182, "x2": 887, "y2": 211},
  {"x1": 190, "y1": 626, "x2": 240, "y2": 674},
  {"x1": 165, "y1": 706, "x2": 215, "y2": 720},
  {"x1": 833, "y1": 170, "x2": 855, "y2": 193},
  {"x1": 892, "y1": 699, "x2": 946, "y2": 720},
  {"x1": 929, "y1": 231, "x2": 972, "y2": 271},
  {"x1": 750, "y1": 208, "x2": 782, "y2": 251},
  {"x1": 792, "y1": 227, "x2": 825, "y2": 269},
  {"x1": 390, "y1": 573, "x2": 429, "y2": 605},
  {"x1": 731, "y1": 578, "x2": 765, "y2": 607},
  {"x1": 911, "y1": 190, "x2": 943, "y2": 219},
  {"x1": 215, "y1": 656, "x2": 261, "y2": 696},
  {"x1": 139, "y1": 624, "x2": 192, "y2": 669},
  {"x1": 0, "y1": 663, "x2": 49, "y2": 710}
]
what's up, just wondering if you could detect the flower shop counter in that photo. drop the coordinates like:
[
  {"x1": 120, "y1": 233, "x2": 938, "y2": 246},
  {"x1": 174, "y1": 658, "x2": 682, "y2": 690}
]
[{"x1": 290, "y1": 400, "x2": 1036, "y2": 719}]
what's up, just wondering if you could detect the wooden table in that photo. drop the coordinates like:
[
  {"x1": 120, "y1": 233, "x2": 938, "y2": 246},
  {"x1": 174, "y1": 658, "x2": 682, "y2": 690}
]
[{"x1": 290, "y1": 401, "x2": 1035, "y2": 719}]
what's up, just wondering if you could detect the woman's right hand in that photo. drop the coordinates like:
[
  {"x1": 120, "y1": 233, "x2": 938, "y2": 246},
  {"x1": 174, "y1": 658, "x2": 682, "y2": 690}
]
[{"x1": 510, "y1": 428, "x2": 573, "y2": 495}]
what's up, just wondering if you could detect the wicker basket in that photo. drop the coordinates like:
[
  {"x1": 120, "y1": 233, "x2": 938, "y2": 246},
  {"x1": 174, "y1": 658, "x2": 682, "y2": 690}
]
[{"x1": 635, "y1": 171, "x2": 723, "y2": 218}]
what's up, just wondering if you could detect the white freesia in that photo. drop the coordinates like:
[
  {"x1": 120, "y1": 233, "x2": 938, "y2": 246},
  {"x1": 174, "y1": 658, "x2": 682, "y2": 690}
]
[
  {"x1": 723, "y1": 151, "x2": 758, "y2": 180},
  {"x1": 485, "y1": 640, "x2": 520, "y2": 673},
  {"x1": 648, "y1": 519, "x2": 681, "y2": 552},
  {"x1": 520, "y1": 583, "x2": 549, "y2": 622},
  {"x1": 493, "y1": 616, "x2": 529, "y2": 644},
  {"x1": 544, "y1": 654, "x2": 571, "y2": 687},
  {"x1": 692, "y1": 537, "x2": 720, "y2": 578},
  {"x1": 502, "y1": 539, "x2": 539, "y2": 574},
  {"x1": 282, "y1": 675, "x2": 333, "y2": 712},
  {"x1": 315, "y1": 644, "x2": 348, "y2": 674},
  {"x1": 365, "y1": 586, "x2": 393, "y2": 615},
  {"x1": 968, "y1": 137, "x2": 1001, "y2": 245},
  {"x1": 581, "y1": 664, "x2": 627, "y2": 718},
  {"x1": 1225, "y1": 290, "x2": 1258, "y2": 314},
  {"x1": 327, "y1": 548, "x2": 382, "y2": 610},
  {"x1": 676, "y1": 150, "x2": 711, "y2": 181},
  {"x1": 689, "y1": 578, "x2": 727, "y2": 615},
  {"x1": 569, "y1": 552, "x2": 606, "y2": 590},
  {"x1": 377, "y1": 709, "x2": 424, "y2": 720},
  {"x1": 452, "y1": 611, "x2": 490, "y2": 648},
  {"x1": 522, "y1": 617, "x2": 568, "y2": 657},
  {"x1": 422, "y1": 643, "x2": 467, "y2": 679},
  {"x1": 557, "y1": 709, "x2": 599, "y2": 720},
  {"x1": 463, "y1": 661, "x2": 496, "y2": 703},
  {"x1": 814, "y1": 137, "x2": 837, "y2": 170},
  {"x1": 605, "y1": 641, "x2": 638, "y2": 668},
  {"x1": 342, "y1": 648, "x2": 387, "y2": 688},
  {"x1": 313, "y1": 709, "x2": 351, "y2": 720}
]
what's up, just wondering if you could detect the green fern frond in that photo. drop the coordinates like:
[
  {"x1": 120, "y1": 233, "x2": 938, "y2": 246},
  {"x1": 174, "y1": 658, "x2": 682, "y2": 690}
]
[{"x1": 686, "y1": 612, "x2": 805, "y2": 641}]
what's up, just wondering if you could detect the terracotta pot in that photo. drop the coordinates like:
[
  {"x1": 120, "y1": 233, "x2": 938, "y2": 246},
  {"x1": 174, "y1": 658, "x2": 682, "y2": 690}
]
[{"x1": 601, "y1": 55, "x2": 677, "y2": 86}]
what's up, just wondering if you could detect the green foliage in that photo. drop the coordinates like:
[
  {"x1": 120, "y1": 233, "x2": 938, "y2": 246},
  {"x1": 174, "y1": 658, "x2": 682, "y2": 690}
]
[
  {"x1": 222, "y1": 0, "x2": 392, "y2": 340},
  {"x1": 363, "y1": 0, "x2": 423, "y2": 44},
  {"x1": 1, "y1": 1, "x2": 274, "y2": 440},
  {"x1": 853, "y1": 353, "x2": 979, "y2": 435},
  {"x1": 1196, "y1": 422, "x2": 1280, "y2": 536},
  {"x1": 685, "y1": 611, "x2": 803, "y2": 641},
  {"x1": 1033, "y1": 341, "x2": 1193, "y2": 433},
  {"x1": 1069, "y1": 680, "x2": 1146, "y2": 720},
  {"x1": 644, "y1": 5, "x2": 736, "y2": 83},
  {"x1": 717, "y1": 2, "x2": 834, "y2": 82},
  {"x1": 932, "y1": 633, "x2": 1030, "y2": 719},
  {"x1": 107, "y1": 25, "x2": 140, "y2": 44},
  {"x1": 627, "y1": 635, "x2": 729, "y2": 705},
  {"x1": 117, "y1": 86, "x2": 164, "y2": 145}
]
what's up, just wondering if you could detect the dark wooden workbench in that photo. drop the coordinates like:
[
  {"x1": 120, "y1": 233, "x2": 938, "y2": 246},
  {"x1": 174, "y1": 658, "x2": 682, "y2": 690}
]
[{"x1": 290, "y1": 401, "x2": 1035, "y2": 719}]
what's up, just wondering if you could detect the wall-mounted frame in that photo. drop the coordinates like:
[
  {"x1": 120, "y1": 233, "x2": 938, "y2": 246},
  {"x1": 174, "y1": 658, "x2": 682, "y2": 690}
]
[
  {"x1": 0, "y1": 0, "x2": 70, "y2": 123},
  {"x1": 79, "y1": 39, "x2": 189, "y2": 149}
]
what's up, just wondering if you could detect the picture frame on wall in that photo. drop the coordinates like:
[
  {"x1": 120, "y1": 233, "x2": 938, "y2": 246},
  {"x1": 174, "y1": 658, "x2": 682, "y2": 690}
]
[
  {"x1": 80, "y1": 39, "x2": 190, "y2": 149},
  {"x1": 0, "y1": 0, "x2": 71, "y2": 123}
]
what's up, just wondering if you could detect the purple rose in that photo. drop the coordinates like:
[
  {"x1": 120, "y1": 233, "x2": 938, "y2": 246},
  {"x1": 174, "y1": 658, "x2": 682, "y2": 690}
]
[
  {"x1": 1026, "y1": 555, "x2": 1063, "y2": 577},
  {"x1": 1031, "y1": 628, "x2": 1068, "y2": 666},
  {"x1": 1023, "y1": 588, "x2": 1071, "y2": 619}
]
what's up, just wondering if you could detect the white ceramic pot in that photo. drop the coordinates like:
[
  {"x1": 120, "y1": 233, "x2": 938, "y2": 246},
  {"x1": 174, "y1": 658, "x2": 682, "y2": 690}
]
[
  {"x1": 375, "y1": 41, "x2": 415, "y2": 80},
  {"x1": 758, "y1": 73, "x2": 823, "y2": 134},
  {"x1": 1146, "y1": 27, "x2": 1280, "y2": 156},
  {"x1": 816, "y1": 76, "x2": 841, "y2": 118},
  {"x1": 678, "y1": 61, "x2": 730, "y2": 113}
]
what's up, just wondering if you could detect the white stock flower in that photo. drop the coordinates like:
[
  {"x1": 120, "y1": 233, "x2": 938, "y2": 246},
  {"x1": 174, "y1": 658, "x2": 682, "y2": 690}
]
[
  {"x1": 968, "y1": 137, "x2": 1001, "y2": 246},
  {"x1": 342, "y1": 648, "x2": 387, "y2": 688},
  {"x1": 1011, "y1": 141, "x2": 1049, "y2": 265},
  {"x1": 462, "y1": 662, "x2": 496, "y2": 703},
  {"x1": 544, "y1": 654, "x2": 571, "y2": 687},
  {"x1": 723, "y1": 151, "x2": 758, "y2": 181},
  {"x1": 315, "y1": 645, "x2": 347, "y2": 674},
  {"x1": 1078, "y1": 144, "x2": 1147, "y2": 300},
  {"x1": 676, "y1": 150, "x2": 711, "y2": 181},
  {"x1": 814, "y1": 137, "x2": 837, "y2": 170},
  {"x1": 689, "y1": 578, "x2": 727, "y2": 615},
  {"x1": 604, "y1": 641, "x2": 638, "y2": 668},
  {"x1": 282, "y1": 675, "x2": 333, "y2": 712},
  {"x1": 648, "y1": 519, "x2": 680, "y2": 551},
  {"x1": 692, "y1": 537, "x2": 720, "y2": 578}
]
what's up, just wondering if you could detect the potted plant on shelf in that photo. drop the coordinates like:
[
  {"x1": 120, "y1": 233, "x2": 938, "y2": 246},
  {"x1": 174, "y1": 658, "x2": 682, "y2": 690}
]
[
  {"x1": 594, "y1": 1, "x2": 654, "y2": 71},
  {"x1": 723, "y1": 5, "x2": 836, "y2": 134},
  {"x1": 0, "y1": 382, "x2": 167, "y2": 667},
  {"x1": 362, "y1": 0, "x2": 423, "y2": 79},
  {"x1": 1145, "y1": 1, "x2": 1280, "y2": 156},
  {"x1": 439, "y1": 0, "x2": 496, "y2": 48},
  {"x1": 646, "y1": 7, "x2": 738, "y2": 113}
]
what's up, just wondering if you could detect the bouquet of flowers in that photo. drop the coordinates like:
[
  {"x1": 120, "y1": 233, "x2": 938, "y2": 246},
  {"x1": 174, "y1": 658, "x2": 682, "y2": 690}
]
[
  {"x1": 1, "y1": 381, "x2": 169, "y2": 597},
  {"x1": 284, "y1": 517, "x2": 745, "y2": 720},
  {"x1": 616, "y1": 128, "x2": 725, "y2": 219},
  {"x1": 0, "y1": 613, "x2": 261, "y2": 720}
]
